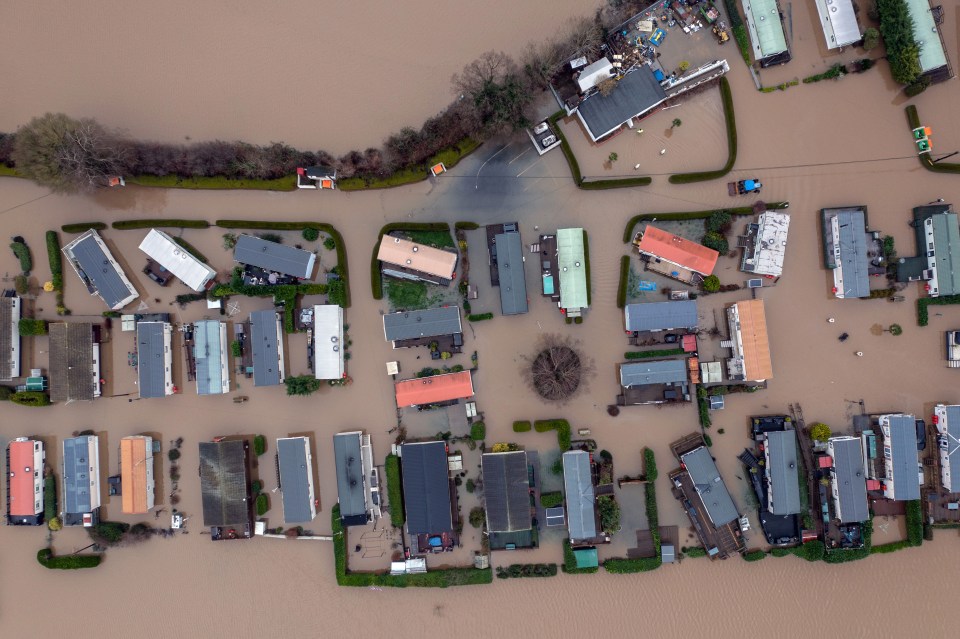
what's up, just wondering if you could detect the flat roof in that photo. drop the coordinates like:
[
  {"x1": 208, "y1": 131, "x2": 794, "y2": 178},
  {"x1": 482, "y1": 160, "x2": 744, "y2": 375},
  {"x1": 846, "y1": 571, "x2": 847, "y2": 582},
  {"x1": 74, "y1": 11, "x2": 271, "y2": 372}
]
[
  {"x1": 199, "y1": 440, "x2": 250, "y2": 528},
  {"x1": 624, "y1": 300, "x2": 698, "y2": 332},
  {"x1": 395, "y1": 370, "x2": 474, "y2": 408},
  {"x1": 194, "y1": 320, "x2": 229, "y2": 395},
  {"x1": 744, "y1": 212, "x2": 790, "y2": 277},
  {"x1": 138, "y1": 229, "x2": 216, "y2": 291},
  {"x1": 681, "y1": 446, "x2": 738, "y2": 527},
  {"x1": 495, "y1": 232, "x2": 529, "y2": 315},
  {"x1": 573, "y1": 547, "x2": 599, "y2": 568},
  {"x1": 829, "y1": 437, "x2": 869, "y2": 523},
  {"x1": 63, "y1": 436, "x2": 100, "y2": 516},
  {"x1": 904, "y1": 0, "x2": 947, "y2": 72},
  {"x1": 333, "y1": 432, "x2": 368, "y2": 524},
  {"x1": 49, "y1": 322, "x2": 96, "y2": 402},
  {"x1": 0, "y1": 295, "x2": 21, "y2": 381},
  {"x1": 250, "y1": 310, "x2": 283, "y2": 387},
  {"x1": 576, "y1": 66, "x2": 667, "y2": 141},
  {"x1": 813, "y1": 0, "x2": 861, "y2": 49},
  {"x1": 62, "y1": 229, "x2": 138, "y2": 310},
  {"x1": 313, "y1": 305, "x2": 344, "y2": 380},
  {"x1": 137, "y1": 322, "x2": 172, "y2": 398},
  {"x1": 741, "y1": 0, "x2": 788, "y2": 59},
  {"x1": 765, "y1": 430, "x2": 801, "y2": 515},
  {"x1": 563, "y1": 450, "x2": 597, "y2": 540},
  {"x1": 882, "y1": 415, "x2": 921, "y2": 500},
  {"x1": 481, "y1": 451, "x2": 532, "y2": 533},
  {"x1": 619, "y1": 359, "x2": 688, "y2": 387},
  {"x1": 383, "y1": 306, "x2": 461, "y2": 342},
  {"x1": 120, "y1": 436, "x2": 153, "y2": 514},
  {"x1": 8, "y1": 439, "x2": 42, "y2": 518},
  {"x1": 557, "y1": 228, "x2": 588, "y2": 310},
  {"x1": 377, "y1": 235, "x2": 457, "y2": 280},
  {"x1": 277, "y1": 437, "x2": 316, "y2": 523},
  {"x1": 638, "y1": 226, "x2": 719, "y2": 275},
  {"x1": 577, "y1": 58, "x2": 614, "y2": 92},
  {"x1": 401, "y1": 441, "x2": 453, "y2": 535},
  {"x1": 823, "y1": 208, "x2": 870, "y2": 299},
  {"x1": 733, "y1": 300, "x2": 773, "y2": 381},
  {"x1": 234, "y1": 234, "x2": 316, "y2": 279}
]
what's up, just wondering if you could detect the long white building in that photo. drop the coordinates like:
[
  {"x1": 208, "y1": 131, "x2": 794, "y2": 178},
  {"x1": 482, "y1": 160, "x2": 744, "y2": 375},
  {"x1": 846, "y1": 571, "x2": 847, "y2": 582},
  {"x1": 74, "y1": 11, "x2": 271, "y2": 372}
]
[{"x1": 139, "y1": 229, "x2": 216, "y2": 292}]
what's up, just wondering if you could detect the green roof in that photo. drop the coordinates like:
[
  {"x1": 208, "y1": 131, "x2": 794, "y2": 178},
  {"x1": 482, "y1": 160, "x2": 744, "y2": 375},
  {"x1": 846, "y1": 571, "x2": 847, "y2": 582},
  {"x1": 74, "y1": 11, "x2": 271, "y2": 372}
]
[
  {"x1": 904, "y1": 0, "x2": 947, "y2": 72},
  {"x1": 741, "y1": 0, "x2": 788, "y2": 59},
  {"x1": 573, "y1": 547, "x2": 599, "y2": 568},
  {"x1": 557, "y1": 228, "x2": 588, "y2": 311}
]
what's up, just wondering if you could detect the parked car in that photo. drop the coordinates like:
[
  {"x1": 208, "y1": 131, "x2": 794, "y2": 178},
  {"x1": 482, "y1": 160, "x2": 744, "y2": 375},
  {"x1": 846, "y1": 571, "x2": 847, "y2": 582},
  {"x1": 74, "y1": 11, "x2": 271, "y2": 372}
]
[{"x1": 533, "y1": 122, "x2": 550, "y2": 135}]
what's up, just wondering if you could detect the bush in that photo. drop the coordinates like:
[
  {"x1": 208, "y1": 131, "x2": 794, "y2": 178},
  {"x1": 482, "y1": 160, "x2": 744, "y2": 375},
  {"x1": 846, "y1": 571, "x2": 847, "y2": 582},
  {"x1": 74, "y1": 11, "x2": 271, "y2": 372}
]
[
  {"x1": 684, "y1": 546, "x2": 708, "y2": 558},
  {"x1": 112, "y1": 219, "x2": 209, "y2": 230},
  {"x1": 904, "y1": 76, "x2": 931, "y2": 97},
  {"x1": 467, "y1": 313, "x2": 493, "y2": 322},
  {"x1": 534, "y1": 419, "x2": 571, "y2": 450},
  {"x1": 285, "y1": 375, "x2": 323, "y2": 396},
  {"x1": 0, "y1": 385, "x2": 12, "y2": 400},
  {"x1": 302, "y1": 227, "x2": 320, "y2": 242},
  {"x1": 454, "y1": 221, "x2": 480, "y2": 230},
  {"x1": 770, "y1": 547, "x2": 793, "y2": 557},
  {"x1": 18, "y1": 318, "x2": 47, "y2": 336},
  {"x1": 702, "y1": 274, "x2": 721, "y2": 293},
  {"x1": 11, "y1": 391, "x2": 50, "y2": 407},
  {"x1": 385, "y1": 454, "x2": 405, "y2": 528},
  {"x1": 810, "y1": 422, "x2": 831, "y2": 441},
  {"x1": 512, "y1": 420, "x2": 532, "y2": 432},
  {"x1": 468, "y1": 421, "x2": 486, "y2": 441},
  {"x1": 469, "y1": 506, "x2": 486, "y2": 528},
  {"x1": 598, "y1": 495, "x2": 621, "y2": 534},
  {"x1": 743, "y1": 550, "x2": 766, "y2": 562},
  {"x1": 798, "y1": 540, "x2": 825, "y2": 562},
  {"x1": 14, "y1": 274, "x2": 28, "y2": 295},
  {"x1": 624, "y1": 348, "x2": 685, "y2": 360},
  {"x1": 251, "y1": 435, "x2": 267, "y2": 456},
  {"x1": 802, "y1": 63, "x2": 847, "y2": 84},
  {"x1": 540, "y1": 491, "x2": 564, "y2": 508},
  {"x1": 465, "y1": 478, "x2": 475, "y2": 493},
  {"x1": 707, "y1": 211, "x2": 732, "y2": 233},
  {"x1": 230, "y1": 340, "x2": 242, "y2": 357},
  {"x1": 701, "y1": 231, "x2": 729, "y2": 254},
  {"x1": 668, "y1": 77, "x2": 736, "y2": 183},
  {"x1": 876, "y1": 0, "x2": 922, "y2": 85},
  {"x1": 89, "y1": 520, "x2": 130, "y2": 545},
  {"x1": 62, "y1": 222, "x2": 107, "y2": 233},
  {"x1": 167, "y1": 449, "x2": 181, "y2": 461},
  {"x1": 10, "y1": 240, "x2": 32, "y2": 273},
  {"x1": 37, "y1": 548, "x2": 101, "y2": 570},
  {"x1": 256, "y1": 494, "x2": 269, "y2": 516},
  {"x1": 496, "y1": 563, "x2": 558, "y2": 579},
  {"x1": 252, "y1": 480, "x2": 263, "y2": 495},
  {"x1": 604, "y1": 556, "x2": 662, "y2": 573},
  {"x1": 862, "y1": 27, "x2": 879, "y2": 51},
  {"x1": 905, "y1": 499, "x2": 923, "y2": 546}
]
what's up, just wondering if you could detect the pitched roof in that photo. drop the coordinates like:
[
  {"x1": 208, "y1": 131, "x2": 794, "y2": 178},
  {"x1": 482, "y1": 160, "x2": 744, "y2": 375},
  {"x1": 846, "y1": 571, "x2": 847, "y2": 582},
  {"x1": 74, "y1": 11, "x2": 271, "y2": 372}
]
[
  {"x1": 733, "y1": 300, "x2": 773, "y2": 381},
  {"x1": 62, "y1": 436, "x2": 100, "y2": 516},
  {"x1": 936, "y1": 405, "x2": 960, "y2": 492},
  {"x1": 481, "y1": 451, "x2": 531, "y2": 533},
  {"x1": 765, "y1": 430, "x2": 801, "y2": 515},
  {"x1": 199, "y1": 440, "x2": 251, "y2": 528},
  {"x1": 576, "y1": 66, "x2": 667, "y2": 141},
  {"x1": 742, "y1": 0, "x2": 788, "y2": 59},
  {"x1": 313, "y1": 305, "x2": 344, "y2": 380},
  {"x1": 924, "y1": 209, "x2": 960, "y2": 296},
  {"x1": 49, "y1": 322, "x2": 96, "y2": 402},
  {"x1": 813, "y1": 0, "x2": 861, "y2": 49},
  {"x1": 7, "y1": 439, "x2": 42, "y2": 518},
  {"x1": 250, "y1": 310, "x2": 283, "y2": 387},
  {"x1": 904, "y1": 0, "x2": 947, "y2": 72},
  {"x1": 394, "y1": 371, "x2": 474, "y2": 408},
  {"x1": 624, "y1": 300, "x2": 698, "y2": 332},
  {"x1": 138, "y1": 229, "x2": 216, "y2": 291},
  {"x1": 823, "y1": 208, "x2": 870, "y2": 299},
  {"x1": 120, "y1": 436, "x2": 153, "y2": 514},
  {"x1": 377, "y1": 235, "x2": 457, "y2": 280},
  {"x1": 383, "y1": 307, "x2": 461, "y2": 342},
  {"x1": 495, "y1": 232, "x2": 529, "y2": 315},
  {"x1": 829, "y1": 437, "x2": 869, "y2": 523},
  {"x1": 277, "y1": 437, "x2": 316, "y2": 523},
  {"x1": 557, "y1": 228, "x2": 588, "y2": 310},
  {"x1": 681, "y1": 446, "x2": 738, "y2": 526},
  {"x1": 194, "y1": 320, "x2": 229, "y2": 395},
  {"x1": 333, "y1": 432, "x2": 369, "y2": 525},
  {"x1": 619, "y1": 359, "x2": 688, "y2": 387},
  {"x1": 234, "y1": 234, "x2": 316, "y2": 279},
  {"x1": 400, "y1": 441, "x2": 453, "y2": 534},
  {"x1": 883, "y1": 415, "x2": 920, "y2": 500},
  {"x1": 62, "y1": 229, "x2": 138, "y2": 310},
  {"x1": 637, "y1": 226, "x2": 719, "y2": 275},
  {"x1": 137, "y1": 322, "x2": 172, "y2": 398},
  {"x1": 563, "y1": 450, "x2": 597, "y2": 540},
  {"x1": 0, "y1": 295, "x2": 21, "y2": 381}
]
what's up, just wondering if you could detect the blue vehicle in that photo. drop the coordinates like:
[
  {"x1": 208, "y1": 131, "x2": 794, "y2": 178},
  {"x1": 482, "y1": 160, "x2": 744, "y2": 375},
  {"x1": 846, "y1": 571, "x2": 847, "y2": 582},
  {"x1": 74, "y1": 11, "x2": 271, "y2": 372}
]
[
  {"x1": 650, "y1": 28, "x2": 665, "y2": 47},
  {"x1": 728, "y1": 178, "x2": 762, "y2": 196}
]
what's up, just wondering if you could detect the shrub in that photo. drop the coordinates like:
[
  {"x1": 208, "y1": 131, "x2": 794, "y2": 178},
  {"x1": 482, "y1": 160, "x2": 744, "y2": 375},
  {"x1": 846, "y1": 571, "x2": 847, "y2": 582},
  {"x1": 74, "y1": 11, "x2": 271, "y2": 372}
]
[
  {"x1": 37, "y1": 548, "x2": 101, "y2": 570},
  {"x1": 876, "y1": 0, "x2": 922, "y2": 84},
  {"x1": 252, "y1": 480, "x2": 263, "y2": 495},
  {"x1": 44, "y1": 475, "x2": 56, "y2": 521},
  {"x1": 512, "y1": 420, "x2": 532, "y2": 432},
  {"x1": 467, "y1": 313, "x2": 493, "y2": 322},
  {"x1": 809, "y1": 422, "x2": 832, "y2": 441},
  {"x1": 112, "y1": 219, "x2": 209, "y2": 230},
  {"x1": 285, "y1": 375, "x2": 323, "y2": 396},
  {"x1": 551, "y1": 457, "x2": 564, "y2": 475},
  {"x1": 701, "y1": 231, "x2": 729, "y2": 254},
  {"x1": 862, "y1": 28, "x2": 879, "y2": 51},
  {"x1": 11, "y1": 391, "x2": 50, "y2": 407},
  {"x1": 743, "y1": 550, "x2": 766, "y2": 562},
  {"x1": 253, "y1": 435, "x2": 267, "y2": 456},
  {"x1": 89, "y1": 520, "x2": 130, "y2": 545},
  {"x1": 597, "y1": 496, "x2": 621, "y2": 534},
  {"x1": 604, "y1": 556, "x2": 662, "y2": 573},
  {"x1": 14, "y1": 274, "x2": 28, "y2": 295},
  {"x1": 496, "y1": 563, "x2": 558, "y2": 579},
  {"x1": 770, "y1": 547, "x2": 793, "y2": 557},
  {"x1": 385, "y1": 454, "x2": 404, "y2": 528},
  {"x1": 465, "y1": 478, "x2": 475, "y2": 493},
  {"x1": 18, "y1": 318, "x2": 47, "y2": 336},
  {"x1": 10, "y1": 240, "x2": 32, "y2": 273},
  {"x1": 230, "y1": 340, "x2": 242, "y2": 357},
  {"x1": 684, "y1": 546, "x2": 708, "y2": 558},
  {"x1": 707, "y1": 211, "x2": 732, "y2": 233},
  {"x1": 668, "y1": 77, "x2": 737, "y2": 183},
  {"x1": 905, "y1": 499, "x2": 923, "y2": 546},
  {"x1": 534, "y1": 419, "x2": 571, "y2": 450},
  {"x1": 702, "y1": 275, "x2": 721, "y2": 293},
  {"x1": 0, "y1": 385, "x2": 12, "y2": 400},
  {"x1": 616, "y1": 255, "x2": 630, "y2": 309},
  {"x1": 624, "y1": 348, "x2": 685, "y2": 360},
  {"x1": 703, "y1": 434, "x2": 713, "y2": 447},
  {"x1": 540, "y1": 491, "x2": 564, "y2": 508},
  {"x1": 302, "y1": 227, "x2": 320, "y2": 242},
  {"x1": 454, "y1": 221, "x2": 480, "y2": 230},
  {"x1": 256, "y1": 494, "x2": 269, "y2": 516},
  {"x1": 904, "y1": 76, "x2": 931, "y2": 97},
  {"x1": 167, "y1": 449, "x2": 181, "y2": 461},
  {"x1": 61, "y1": 222, "x2": 107, "y2": 233},
  {"x1": 798, "y1": 540, "x2": 825, "y2": 561},
  {"x1": 469, "y1": 506, "x2": 486, "y2": 528},
  {"x1": 469, "y1": 421, "x2": 486, "y2": 441}
]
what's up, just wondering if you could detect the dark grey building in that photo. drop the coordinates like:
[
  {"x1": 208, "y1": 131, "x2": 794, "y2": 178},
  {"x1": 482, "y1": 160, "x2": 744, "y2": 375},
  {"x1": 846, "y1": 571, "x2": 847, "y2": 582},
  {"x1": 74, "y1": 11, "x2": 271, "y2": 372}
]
[
  {"x1": 234, "y1": 234, "x2": 316, "y2": 279},
  {"x1": 828, "y1": 437, "x2": 869, "y2": 523},
  {"x1": 62, "y1": 436, "x2": 101, "y2": 527},
  {"x1": 400, "y1": 441, "x2": 453, "y2": 535},
  {"x1": 575, "y1": 66, "x2": 667, "y2": 142},
  {"x1": 334, "y1": 432, "x2": 372, "y2": 527},
  {"x1": 880, "y1": 414, "x2": 921, "y2": 501},
  {"x1": 249, "y1": 310, "x2": 284, "y2": 387},
  {"x1": 624, "y1": 301, "x2": 697, "y2": 332},
  {"x1": 563, "y1": 450, "x2": 597, "y2": 542},
  {"x1": 763, "y1": 429, "x2": 801, "y2": 515},
  {"x1": 680, "y1": 446, "x2": 739, "y2": 527},
  {"x1": 382, "y1": 307, "x2": 462, "y2": 344},
  {"x1": 199, "y1": 440, "x2": 252, "y2": 538},
  {"x1": 277, "y1": 437, "x2": 316, "y2": 524},
  {"x1": 61, "y1": 229, "x2": 138, "y2": 310},
  {"x1": 821, "y1": 207, "x2": 871, "y2": 299},
  {"x1": 494, "y1": 231, "x2": 528, "y2": 315},
  {"x1": 619, "y1": 359, "x2": 687, "y2": 387},
  {"x1": 49, "y1": 322, "x2": 98, "y2": 402},
  {"x1": 481, "y1": 451, "x2": 531, "y2": 533},
  {"x1": 137, "y1": 321, "x2": 172, "y2": 398}
]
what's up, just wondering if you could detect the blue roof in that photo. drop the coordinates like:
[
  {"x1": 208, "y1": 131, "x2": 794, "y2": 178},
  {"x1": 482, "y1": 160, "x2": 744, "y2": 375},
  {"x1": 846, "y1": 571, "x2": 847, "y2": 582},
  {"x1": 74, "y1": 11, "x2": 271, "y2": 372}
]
[
  {"x1": 277, "y1": 437, "x2": 315, "y2": 523},
  {"x1": 619, "y1": 359, "x2": 687, "y2": 387},
  {"x1": 194, "y1": 320, "x2": 227, "y2": 395},
  {"x1": 136, "y1": 322, "x2": 169, "y2": 398},
  {"x1": 63, "y1": 436, "x2": 98, "y2": 516},
  {"x1": 885, "y1": 415, "x2": 920, "y2": 500},
  {"x1": 250, "y1": 310, "x2": 282, "y2": 387},
  {"x1": 624, "y1": 300, "x2": 698, "y2": 332},
  {"x1": 495, "y1": 232, "x2": 528, "y2": 315}
]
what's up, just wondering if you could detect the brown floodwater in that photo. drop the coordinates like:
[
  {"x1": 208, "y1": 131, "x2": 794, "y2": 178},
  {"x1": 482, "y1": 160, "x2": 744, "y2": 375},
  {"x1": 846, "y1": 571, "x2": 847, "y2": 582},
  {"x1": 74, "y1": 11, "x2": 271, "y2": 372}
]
[{"x1": 3, "y1": 2, "x2": 960, "y2": 637}]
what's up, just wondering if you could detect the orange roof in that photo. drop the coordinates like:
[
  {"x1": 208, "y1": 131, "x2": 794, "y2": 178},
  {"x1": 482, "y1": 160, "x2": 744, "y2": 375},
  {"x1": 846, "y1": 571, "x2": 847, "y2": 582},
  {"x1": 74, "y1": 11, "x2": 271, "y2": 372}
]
[
  {"x1": 735, "y1": 300, "x2": 773, "y2": 381},
  {"x1": 378, "y1": 236, "x2": 457, "y2": 280},
  {"x1": 8, "y1": 440, "x2": 41, "y2": 517},
  {"x1": 395, "y1": 371, "x2": 474, "y2": 407},
  {"x1": 636, "y1": 226, "x2": 719, "y2": 275},
  {"x1": 121, "y1": 437, "x2": 151, "y2": 514}
]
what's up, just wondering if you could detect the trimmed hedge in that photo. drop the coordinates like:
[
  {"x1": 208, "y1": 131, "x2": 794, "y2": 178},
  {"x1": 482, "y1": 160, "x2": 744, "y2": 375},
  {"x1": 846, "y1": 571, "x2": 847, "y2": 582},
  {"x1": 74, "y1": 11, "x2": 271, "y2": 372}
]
[
  {"x1": 19, "y1": 318, "x2": 47, "y2": 336},
  {"x1": 722, "y1": 0, "x2": 751, "y2": 64},
  {"x1": 625, "y1": 348, "x2": 685, "y2": 360},
  {"x1": 37, "y1": 548, "x2": 101, "y2": 569},
  {"x1": 917, "y1": 295, "x2": 960, "y2": 326},
  {"x1": 684, "y1": 546, "x2": 708, "y2": 558},
  {"x1": 112, "y1": 219, "x2": 209, "y2": 229},
  {"x1": 128, "y1": 174, "x2": 297, "y2": 190},
  {"x1": 668, "y1": 77, "x2": 736, "y2": 183},
  {"x1": 255, "y1": 494, "x2": 269, "y2": 516},
  {"x1": 496, "y1": 563, "x2": 558, "y2": 579},
  {"x1": 582, "y1": 229, "x2": 592, "y2": 306},
  {"x1": 253, "y1": 435, "x2": 267, "y2": 456},
  {"x1": 385, "y1": 454, "x2": 405, "y2": 528},
  {"x1": 171, "y1": 236, "x2": 209, "y2": 263},
  {"x1": 61, "y1": 222, "x2": 107, "y2": 233},
  {"x1": 616, "y1": 255, "x2": 630, "y2": 309},
  {"x1": 467, "y1": 313, "x2": 493, "y2": 322},
  {"x1": 45, "y1": 231, "x2": 64, "y2": 296},
  {"x1": 512, "y1": 420, "x2": 532, "y2": 432},
  {"x1": 371, "y1": 223, "x2": 451, "y2": 300},
  {"x1": 470, "y1": 421, "x2": 486, "y2": 441},
  {"x1": 534, "y1": 419, "x2": 572, "y2": 450},
  {"x1": 547, "y1": 110, "x2": 651, "y2": 189},
  {"x1": 906, "y1": 106, "x2": 960, "y2": 174},
  {"x1": 622, "y1": 202, "x2": 789, "y2": 243},
  {"x1": 10, "y1": 240, "x2": 32, "y2": 273},
  {"x1": 455, "y1": 221, "x2": 480, "y2": 230},
  {"x1": 743, "y1": 550, "x2": 766, "y2": 562},
  {"x1": 11, "y1": 391, "x2": 50, "y2": 407},
  {"x1": 540, "y1": 491, "x2": 564, "y2": 508},
  {"x1": 44, "y1": 475, "x2": 56, "y2": 521}
]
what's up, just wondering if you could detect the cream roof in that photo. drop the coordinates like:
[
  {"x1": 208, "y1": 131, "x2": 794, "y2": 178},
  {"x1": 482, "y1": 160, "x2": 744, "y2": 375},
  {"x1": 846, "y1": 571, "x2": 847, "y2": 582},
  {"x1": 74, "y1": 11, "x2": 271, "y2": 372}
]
[{"x1": 377, "y1": 236, "x2": 457, "y2": 280}]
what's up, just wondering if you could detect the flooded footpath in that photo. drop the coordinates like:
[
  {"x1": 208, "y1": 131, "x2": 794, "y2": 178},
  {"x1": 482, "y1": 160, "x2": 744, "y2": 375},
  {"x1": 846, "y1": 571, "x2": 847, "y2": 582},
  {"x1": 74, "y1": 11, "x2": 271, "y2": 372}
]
[{"x1": 2, "y1": 1, "x2": 960, "y2": 637}]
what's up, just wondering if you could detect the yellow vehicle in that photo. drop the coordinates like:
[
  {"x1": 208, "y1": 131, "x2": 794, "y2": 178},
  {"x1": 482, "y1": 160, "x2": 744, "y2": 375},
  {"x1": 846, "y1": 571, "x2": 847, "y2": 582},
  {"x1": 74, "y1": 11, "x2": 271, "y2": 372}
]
[{"x1": 713, "y1": 23, "x2": 729, "y2": 44}]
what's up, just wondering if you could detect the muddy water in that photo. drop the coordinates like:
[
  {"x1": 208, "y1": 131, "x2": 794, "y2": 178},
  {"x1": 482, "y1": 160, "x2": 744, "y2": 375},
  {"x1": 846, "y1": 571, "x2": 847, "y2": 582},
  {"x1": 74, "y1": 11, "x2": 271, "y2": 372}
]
[{"x1": 4, "y1": 3, "x2": 960, "y2": 638}]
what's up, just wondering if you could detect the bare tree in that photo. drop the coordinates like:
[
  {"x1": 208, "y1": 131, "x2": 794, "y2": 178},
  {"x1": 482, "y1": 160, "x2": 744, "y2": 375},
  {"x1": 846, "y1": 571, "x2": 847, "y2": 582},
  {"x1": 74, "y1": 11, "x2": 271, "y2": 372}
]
[
  {"x1": 452, "y1": 51, "x2": 514, "y2": 97},
  {"x1": 561, "y1": 16, "x2": 604, "y2": 62},
  {"x1": 524, "y1": 334, "x2": 595, "y2": 402},
  {"x1": 452, "y1": 51, "x2": 533, "y2": 137},
  {"x1": 520, "y1": 38, "x2": 565, "y2": 90}
]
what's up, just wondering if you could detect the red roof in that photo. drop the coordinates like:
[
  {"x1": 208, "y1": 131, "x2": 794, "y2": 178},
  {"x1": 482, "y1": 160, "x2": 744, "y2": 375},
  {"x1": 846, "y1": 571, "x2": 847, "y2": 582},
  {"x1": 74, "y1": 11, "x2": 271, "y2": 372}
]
[
  {"x1": 8, "y1": 440, "x2": 41, "y2": 517},
  {"x1": 395, "y1": 371, "x2": 474, "y2": 408},
  {"x1": 866, "y1": 479, "x2": 882, "y2": 491},
  {"x1": 637, "y1": 226, "x2": 719, "y2": 275},
  {"x1": 681, "y1": 334, "x2": 697, "y2": 352},
  {"x1": 818, "y1": 455, "x2": 833, "y2": 469}
]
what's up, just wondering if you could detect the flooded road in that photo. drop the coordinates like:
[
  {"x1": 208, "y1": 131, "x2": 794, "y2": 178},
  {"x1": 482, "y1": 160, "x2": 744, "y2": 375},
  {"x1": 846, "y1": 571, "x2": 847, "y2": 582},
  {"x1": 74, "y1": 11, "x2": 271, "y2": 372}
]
[{"x1": 3, "y1": 2, "x2": 960, "y2": 638}]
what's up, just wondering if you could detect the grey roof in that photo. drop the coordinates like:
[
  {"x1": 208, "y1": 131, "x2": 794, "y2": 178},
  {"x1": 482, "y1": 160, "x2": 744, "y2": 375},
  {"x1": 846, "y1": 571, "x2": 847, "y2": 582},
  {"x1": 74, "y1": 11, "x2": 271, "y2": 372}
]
[
  {"x1": 136, "y1": 322, "x2": 169, "y2": 398},
  {"x1": 495, "y1": 232, "x2": 528, "y2": 315},
  {"x1": 576, "y1": 66, "x2": 666, "y2": 140},
  {"x1": 563, "y1": 450, "x2": 597, "y2": 540},
  {"x1": 681, "y1": 446, "x2": 739, "y2": 527},
  {"x1": 624, "y1": 301, "x2": 698, "y2": 332},
  {"x1": 885, "y1": 415, "x2": 920, "y2": 500},
  {"x1": 333, "y1": 433, "x2": 368, "y2": 525},
  {"x1": 400, "y1": 441, "x2": 453, "y2": 535},
  {"x1": 0, "y1": 296, "x2": 19, "y2": 381},
  {"x1": 481, "y1": 451, "x2": 531, "y2": 533},
  {"x1": 234, "y1": 234, "x2": 316, "y2": 279},
  {"x1": 49, "y1": 323, "x2": 95, "y2": 402},
  {"x1": 765, "y1": 430, "x2": 801, "y2": 515},
  {"x1": 62, "y1": 436, "x2": 97, "y2": 516},
  {"x1": 304, "y1": 165, "x2": 336, "y2": 180},
  {"x1": 66, "y1": 231, "x2": 136, "y2": 309},
  {"x1": 828, "y1": 209, "x2": 870, "y2": 299},
  {"x1": 383, "y1": 307, "x2": 462, "y2": 342},
  {"x1": 250, "y1": 310, "x2": 282, "y2": 387},
  {"x1": 942, "y1": 406, "x2": 960, "y2": 492},
  {"x1": 830, "y1": 438, "x2": 869, "y2": 523},
  {"x1": 619, "y1": 359, "x2": 687, "y2": 387},
  {"x1": 194, "y1": 320, "x2": 226, "y2": 395},
  {"x1": 199, "y1": 440, "x2": 251, "y2": 527},
  {"x1": 277, "y1": 437, "x2": 314, "y2": 523}
]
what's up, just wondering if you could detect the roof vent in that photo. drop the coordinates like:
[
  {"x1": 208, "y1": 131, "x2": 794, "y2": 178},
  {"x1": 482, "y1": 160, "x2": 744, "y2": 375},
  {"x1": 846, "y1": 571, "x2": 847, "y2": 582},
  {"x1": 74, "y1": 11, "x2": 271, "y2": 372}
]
[
  {"x1": 394, "y1": 237, "x2": 401, "y2": 243},
  {"x1": 333, "y1": 345, "x2": 339, "y2": 352},
  {"x1": 575, "y1": 261, "x2": 581, "y2": 267},
  {"x1": 412, "y1": 246, "x2": 419, "y2": 252},
  {"x1": 331, "y1": 336, "x2": 338, "y2": 343},
  {"x1": 406, "y1": 259, "x2": 412, "y2": 264}
]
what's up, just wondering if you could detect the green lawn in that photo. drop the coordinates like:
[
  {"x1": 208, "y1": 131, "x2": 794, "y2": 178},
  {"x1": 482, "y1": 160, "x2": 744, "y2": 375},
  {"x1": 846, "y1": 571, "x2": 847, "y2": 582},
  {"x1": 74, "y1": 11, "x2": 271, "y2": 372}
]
[
  {"x1": 405, "y1": 229, "x2": 455, "y2": 249},
  {"x1": 386, "y1": 279, "x2": 429, "y2": 310}
]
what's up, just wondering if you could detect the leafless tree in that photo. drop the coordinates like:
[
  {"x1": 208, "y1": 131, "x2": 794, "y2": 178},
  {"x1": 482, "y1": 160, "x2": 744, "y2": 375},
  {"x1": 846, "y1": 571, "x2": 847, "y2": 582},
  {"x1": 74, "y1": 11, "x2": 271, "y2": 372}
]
[
  {"x1": 561, "y1": 16, "x2": 604, "y2": 63},
  {"x1": 524, "y1": 334, "x2": 595, "y2": 402},
  {"x1": 520, "y1": 38, "x2": 565, "y2": 90},
  {"x1": 452, "y1": 50, "x2": 515, "y2": 97}
]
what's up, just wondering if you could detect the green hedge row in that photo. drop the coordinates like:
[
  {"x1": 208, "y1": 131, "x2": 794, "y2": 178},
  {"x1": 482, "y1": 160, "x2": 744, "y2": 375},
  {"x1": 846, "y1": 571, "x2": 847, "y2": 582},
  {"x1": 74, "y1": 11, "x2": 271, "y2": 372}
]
[
  {"x1": 547, "y1": 110, "x2": 651, "y2": 189},
  {"x1": 496, "y1": 563, "x2": 558, "y2": 578},
  {"x1": 339, "y1": 137, "x2": 481, "y2": 191},
  {"x1": 112, "y1": 219, "x2": 210, "y2": 229},
  {"x1": 385, "y1": 454, "x2": 405, "y2": 529},
  {"x1": 172, "y1": 236, "x2": 209, "y2": 263},
  {"x1": 905, "y1": 106, "x2": 960, "y2": 174},
  {"x1": 455, "y1": 221, "x2": 480, "y2": 230},
  {"x1": 622, "y1": 202, "x2": 789, "y2": 243},
  {"x1": 11, "y1": 391, "x2": 50, "y2": 407},
  {"x1": 616, "y1": 255, "x2": 631, "y2": 309},
  {"x1": 684, "y1": 546, "x2": 708, "y2": 558},
  {"x1": 917, "y1": 295, "x2": 960, "y2": 326},
  {"x1": 467, "y1": 313, "x2": 493, "y2": 322},
  {"x1": 743, "y1": 549, "x2": 766, "y2": 562},
  {"x1": 61, "y1": 222, "x2": 107, "y2": 233},
  {"x1": 128, "y1": 174, "x2": 297, "y2": 191},
  {"x1": 371, "y1": 223, "x2": 451, "y2": 300},
  {"x1": 44, "y1": 475, "x2": 56, "y2": 521},
  {"x1": 512, "y1": 420, "x2": 532, "y2": 432},
  {"x1": 45, "y1": 232, "x2": 64, "y2": 299},
  {"x1": 668, "y1": 77, "x2": 736, "y2": 184},
  {"x1": 11, "y1": 240, "x2": 32, "y2": 273},
  {"x1": 534, "y1": 419, "x2": 572, "y2": 450},
  {"x1": 37, "y1": 548, "x2": 101, "y2": 569},
  {"x1": 624, "y1": 348, "x2": 685, "y2": 360},
  {"x1": 604, "y1": 447, "x2": 661, "y2": 573},
  {"x1": 582, "y1": 229, "x2": 592, "y2": 306}
]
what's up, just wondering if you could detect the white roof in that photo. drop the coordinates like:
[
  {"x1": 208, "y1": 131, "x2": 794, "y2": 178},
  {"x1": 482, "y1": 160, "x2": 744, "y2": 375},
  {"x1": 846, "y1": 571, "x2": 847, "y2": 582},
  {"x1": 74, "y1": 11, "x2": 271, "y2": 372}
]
[
  {"x1": 138, "y1": 229, "x2": 216, "y2": 292},
  {"x1": 745, "y1": 211, "x2": 790, "y2": 277},
  {"x1": 313, "y1": 305, "x2": 344, "y2": 380},
  {"x1": 813, "y1": 0, "x2": 861, "y2": 49},
  {"x1": 577, "y1": 59, "x2": 614, "y2": 92}
]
